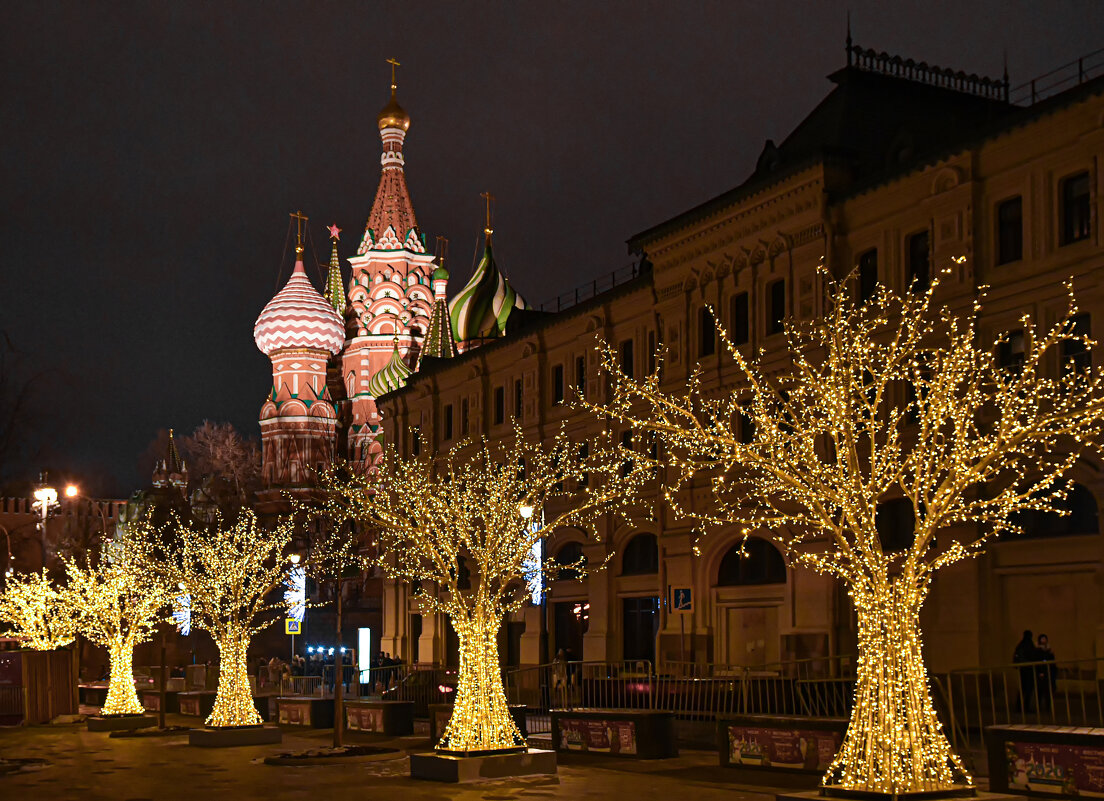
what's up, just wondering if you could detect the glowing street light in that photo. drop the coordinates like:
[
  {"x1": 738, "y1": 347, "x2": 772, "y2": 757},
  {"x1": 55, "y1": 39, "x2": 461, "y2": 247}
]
[
  {"x1": 518, "y1": 505, "x2": 534, "y2": 520},
  {"x1": 64, "y1": 484, "x2": 78, "y2": 498}
]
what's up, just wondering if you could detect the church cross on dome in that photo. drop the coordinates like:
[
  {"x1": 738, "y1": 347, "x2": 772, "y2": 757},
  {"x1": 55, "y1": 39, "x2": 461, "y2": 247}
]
[
  {"x1": 387, "y1": 57, "x2": 400, "y2": 92},
  {"x1": 290, "y1": 210, "x2": 308, "y2": 255}
]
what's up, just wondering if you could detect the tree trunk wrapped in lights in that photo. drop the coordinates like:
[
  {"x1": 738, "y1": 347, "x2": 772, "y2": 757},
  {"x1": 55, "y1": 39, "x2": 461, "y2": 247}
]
[
  {"x1": 0, "y1": 570, "x2": 79, "y2": 651},
  {"x1": 64, "y1": 529, "x2": 168, "y2": 717},
  {"x1": 139, "y1": 511, "x2": 298, "y2": 728},
  {"x1": 322, "y1": 424, "x2": 646, "y2": 754},
  {"x1": 586, "y1": 264, "x2": 1104, "y2": 794}
]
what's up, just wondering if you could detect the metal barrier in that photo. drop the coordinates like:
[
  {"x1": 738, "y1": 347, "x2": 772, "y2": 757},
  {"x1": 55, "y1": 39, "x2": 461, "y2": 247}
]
[
  {"x1": 280, "y1": 676, "x2": 323, "y2": 697},
  {"x1": 939, "y1": 656, "x2": 1104, "y2": 753},
  {"x1": 380, "y1": 664, "x2": 457, "y2": 717},
  {"x1": 505, "y1": 656, "x2": 856, "y2": 735}
]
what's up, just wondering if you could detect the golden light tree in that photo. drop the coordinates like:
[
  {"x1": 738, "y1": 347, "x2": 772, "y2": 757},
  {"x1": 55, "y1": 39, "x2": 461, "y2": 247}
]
[
  {"x1": 0, "y1": 570, "x2": 79, "y2": 651},
  {"x1": 323, "y1": 425, "x2": 645, "y2": 754},
  {"x1": 63, "y1": 532, "x2": 169, "y2": 716},
  {"x1": 587, "y1": 267, "x2": 1104, "y2": 793},
  {"x1": 145, "y1": 510, "x2": 298, "y2": 727}
]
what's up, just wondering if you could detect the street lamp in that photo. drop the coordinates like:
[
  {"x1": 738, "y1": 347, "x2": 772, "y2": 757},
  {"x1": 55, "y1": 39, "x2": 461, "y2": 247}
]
[
  {"x1": 519, "y1": 505, "x2": 534, "y2": 520},
  {"x1": 32, "y1": 478, "x2": 58, "y2": 571},
  {"x1": 62, "y1": 484, "x2": 111, "y2": 540}
]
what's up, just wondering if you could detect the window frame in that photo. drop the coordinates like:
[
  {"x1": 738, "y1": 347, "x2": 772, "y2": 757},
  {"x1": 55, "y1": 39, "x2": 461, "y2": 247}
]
[{"x1": 996, "y1": 195, "x2": 1024, "y2": 265}]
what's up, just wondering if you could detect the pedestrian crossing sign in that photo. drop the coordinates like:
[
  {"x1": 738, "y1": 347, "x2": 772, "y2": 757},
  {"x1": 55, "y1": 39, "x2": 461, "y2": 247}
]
[{"x1": 285, "y1": 619, "x2": 301, "y2": 635}]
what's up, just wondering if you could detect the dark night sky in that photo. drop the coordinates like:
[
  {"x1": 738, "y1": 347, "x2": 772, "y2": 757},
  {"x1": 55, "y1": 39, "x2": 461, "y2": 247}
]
[{"x1": 3, "y1": 1, "x2": 1103, "y2": 495}]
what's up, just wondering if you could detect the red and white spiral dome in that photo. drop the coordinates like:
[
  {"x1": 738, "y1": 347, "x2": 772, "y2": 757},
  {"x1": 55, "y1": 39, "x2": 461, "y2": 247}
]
[{"x1": 254, "y1": 259, "x2": 345, "y2": 356}]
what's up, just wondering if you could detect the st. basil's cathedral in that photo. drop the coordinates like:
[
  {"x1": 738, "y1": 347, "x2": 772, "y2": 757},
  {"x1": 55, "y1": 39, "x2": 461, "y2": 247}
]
[{"x1": 251, "y1": 75, "x2": 527, "y2": 502}]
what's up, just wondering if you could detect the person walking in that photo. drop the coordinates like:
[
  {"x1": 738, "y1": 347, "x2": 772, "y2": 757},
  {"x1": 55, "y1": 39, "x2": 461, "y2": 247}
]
[
  {"x1": 1035, "y1": 633, "x2": 1057, "y2": 715},
  {"x1": 552, "y1": 649, "x2": 569, "y2": 709},
  {"x1": 1013, "y1": 630, "x2": 1039, "y2": 715}
]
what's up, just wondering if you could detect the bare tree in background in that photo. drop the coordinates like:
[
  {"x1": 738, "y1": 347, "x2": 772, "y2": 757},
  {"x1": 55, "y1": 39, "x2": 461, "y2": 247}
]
[{"x1": 179, "y1": 421, "x2": 261, "y2": 516}]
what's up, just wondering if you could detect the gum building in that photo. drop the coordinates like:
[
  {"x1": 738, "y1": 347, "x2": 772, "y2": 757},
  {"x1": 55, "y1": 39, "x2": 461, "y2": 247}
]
[{"x1": 372, "y1": 44, "x2": 1104, "y2": 673}]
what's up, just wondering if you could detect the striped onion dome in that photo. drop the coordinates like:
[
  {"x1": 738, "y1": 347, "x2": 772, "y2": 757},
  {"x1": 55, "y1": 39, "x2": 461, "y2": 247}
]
[
  {"x1": 448, "y1": 238, "x2": 527, "y2": 343},
  {"x1": 254, "y1": 257, "x2": 345, "y2": 356},
  {"x1": 367, "y1": 340, "x2": 413, "y2": 397}
]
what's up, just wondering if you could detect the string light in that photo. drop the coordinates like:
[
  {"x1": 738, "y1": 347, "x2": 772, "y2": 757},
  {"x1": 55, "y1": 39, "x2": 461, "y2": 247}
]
[
  {"x1": 63, "y1": 529, "x2": 167, "y2": 717},
  {"x1": 585, "y1": 263, "x2": 1104, "y2": 793},
  {"x1": 137, "y1": 511, "x2": 298, "y2": 728},
  {"x1": 320, "y1": 422, "x2": 647, "y2": 754},
  {"x1": 0, "y1": 570, "x2": 79, "y2": 651}
]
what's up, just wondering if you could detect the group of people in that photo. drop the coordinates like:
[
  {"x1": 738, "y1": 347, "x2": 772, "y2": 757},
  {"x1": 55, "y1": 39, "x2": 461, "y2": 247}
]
[{"x1": 1012, "y1": 630, "x2": 1057, "y2": 714}]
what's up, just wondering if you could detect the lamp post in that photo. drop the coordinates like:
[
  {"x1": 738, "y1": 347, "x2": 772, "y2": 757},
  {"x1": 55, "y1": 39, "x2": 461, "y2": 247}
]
[
  {"x1": 64, "y1": 484, "x2": 111, "y2": 541},
  {"x1": 32, "y1": 476, "x2": 58, "y2": 572}
]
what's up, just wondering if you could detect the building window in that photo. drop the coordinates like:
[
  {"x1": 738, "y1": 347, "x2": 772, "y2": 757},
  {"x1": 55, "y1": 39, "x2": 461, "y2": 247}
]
[
  {"x1": 444, "y1": 404, "x2": 454, "y2": 440},
  {"x1": 876, "y1": 499, "x2": 916, "y2": 552},
  {"x1": 554, "y1": 541, "x2": 587, "y2": 581},
  {"x1": 577, "y1": 442, "x2": 589, "y2": 487},
  {"x1": 907, "y1": 231, "x2": 930, "y2": 292},
  {"x1": 997, "y1": 329, "x2": 1025, "y2": 371},
  {"x1": 552, "y1": 364, "x2": 564, "y2": 405},
  {"x1": 461, "y1": 398, "x2": 469, "y2": 435},
  {"x1": 731, "y1": 292, "x2": 749, "y2": 345},
  {"x1": 1061, "y1": 171, "x2": 1091, "y2": 245},
  {"x1": 738, "y1": 406, "x2": 755, "y2": 443},
  {"x1": 1007, "y1": 483, "x2": 1099, "y2": 539},
  {"x1": 858, "y1": 249, "x2": 878, "y2": 301},
  {"x1": 621, "y1": 532, "x2": 658, "y2": 575},
  {"x1": 411, "y1": 426, "x2": 421, "y2": 457},
  {"x1": 620, "y1": 338, "x2": 634, "y2": 379},
  {"x1": 767, "y1": 279, "x2": 786, "y2": 335},
  {"x1": 716, "y1": 538, "x2": 786, "y2": 585},
  {"x1": 1062, "y1": 313, "x2": 1092, "y2": 372},
  {"x1": 647, "y1": 330, "x2": 657, "y2": 374},
  {"x1": 699, "y1": 307, "x2": 716, "y2": 357},
  {"x1": 575, "y1": 355, "x2": 586, "y2": 395},
  {"x1": 493, "y1": 386, "x2": 505, "y2": 425},
  {"x1": 515, "y1": 378, "x2": 523, "y2": 420},
  {"x1": 997, "y1": 196, "x2": 1023, "y2": 265}
]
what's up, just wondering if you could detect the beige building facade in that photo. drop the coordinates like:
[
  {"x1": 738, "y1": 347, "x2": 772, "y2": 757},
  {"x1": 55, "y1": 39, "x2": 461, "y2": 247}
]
[{"x1": 378, "y1": 49, "x2": 1104, "y2": 673}]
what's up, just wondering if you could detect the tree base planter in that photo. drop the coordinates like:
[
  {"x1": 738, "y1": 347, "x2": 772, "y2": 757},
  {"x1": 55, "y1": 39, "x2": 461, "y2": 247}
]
[
  {"x1": 410, "y1": 748, "x2": 557, "y2": 783},
  {"x1": 345, "y1": 699, "x2": 415, "y2": 736},
  {"x1": 87, "y1": 714, "x2": 157, "y2": 732},
  {"x1": 177, "y1": 690, "x2": 217, "y2": 719},
  {"x1": 718, "y1": 715, "x2": 848, "y2": 788},
  {"x1": 777, "y1": 791, "x2": 1023, "y2": 801},
  {"x1": 189, "y1": 725, "x2": 283, "y2": 747},
  {"x1": 139, "y1": 689, "x2": 180, "y2": 713},
  {"x1": 276, "y1": 696, "x2": 334, "y2": 728},
  {"x1": 986, "y1": 724, "x2": 1104, "y2": 799},
  {"x1": 428, "y1": 703, "x2": 528, "y2": 744},
  {"x1": 551, "y1": 709, "x2": 677, "y2": 759}
]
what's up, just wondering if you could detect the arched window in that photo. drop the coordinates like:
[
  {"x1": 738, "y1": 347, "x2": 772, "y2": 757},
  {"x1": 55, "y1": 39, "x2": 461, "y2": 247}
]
[
  {"x1": 554, "y1": 542, "x2": 587, "y2": 581},
  {"x1": 1007, "y1": 483, "x2": 1100, "y2": 539},
  {"x1": 716, "y1": 538, "x2": 786, "y2": 586},
  {"x1": 621, "y1": 533, "x2": 658, "y2": 575}
]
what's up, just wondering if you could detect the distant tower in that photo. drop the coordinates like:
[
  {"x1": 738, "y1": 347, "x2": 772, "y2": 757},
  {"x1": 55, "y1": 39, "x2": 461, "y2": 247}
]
[
  {"x1": 342, "y1": 60, "x2": 442, "y2": 471},
  {"x1": 254, "y1": 212, "x2": 346, "y2": 494},
  {"x1": 151, "y1": 428, "x2": 188, "y2": 496}
]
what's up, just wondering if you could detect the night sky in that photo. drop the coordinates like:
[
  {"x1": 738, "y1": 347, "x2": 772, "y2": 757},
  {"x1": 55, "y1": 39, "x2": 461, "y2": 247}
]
[{"x1": 3, "y1": 1, "x2": 1103, "y2": 495}]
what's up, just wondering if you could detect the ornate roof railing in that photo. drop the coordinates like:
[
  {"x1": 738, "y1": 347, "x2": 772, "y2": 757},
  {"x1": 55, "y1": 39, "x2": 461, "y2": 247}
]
[{"x1": 846, "y1": 43, "x2": 1009, "y2": 102}]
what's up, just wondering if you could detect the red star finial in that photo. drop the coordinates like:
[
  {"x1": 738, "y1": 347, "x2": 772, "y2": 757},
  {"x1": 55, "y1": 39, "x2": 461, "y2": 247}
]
[{"x1": 327, "y1": 223, "x2": 341, "y2": 240}]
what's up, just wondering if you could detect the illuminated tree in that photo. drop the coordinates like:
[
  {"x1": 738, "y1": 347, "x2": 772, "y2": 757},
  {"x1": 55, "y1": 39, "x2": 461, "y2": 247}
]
[
  {"x1": 148, "y1": 511, "x2": 298, "y2": 727},
  {"x1": 324, "y1": 425, "x2": 644, "y2": 754},
  {"x1": 64, "y1": 532, "x2": 168, "y2": 716},
  {"x1": 587, "y1": 267, "x2": 1104, "y2": 793},
  {"x1": 0, "y1": 570, "x2": 79, "y2": 651}
]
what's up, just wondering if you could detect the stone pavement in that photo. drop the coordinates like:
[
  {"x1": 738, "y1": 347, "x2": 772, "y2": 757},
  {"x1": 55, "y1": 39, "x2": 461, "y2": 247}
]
[{"x1": 0, "y1": 716, "x2": 785, "y2": 801}]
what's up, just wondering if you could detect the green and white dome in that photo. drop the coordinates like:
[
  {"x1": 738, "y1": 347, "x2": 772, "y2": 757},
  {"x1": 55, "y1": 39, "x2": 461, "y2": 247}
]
[
  {"x1": 367, "y1": 340, "x2": 413, "y2": 397},
  {"x1": 447, "y1": 238, "x2": 527, "y2": 343}
]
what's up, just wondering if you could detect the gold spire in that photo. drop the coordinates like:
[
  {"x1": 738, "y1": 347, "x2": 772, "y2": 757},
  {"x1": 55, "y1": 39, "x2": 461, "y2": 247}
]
[
  {"x1": 290, "y1": 210, "x2": 308, "y2": 256},
  {"x1": 378, "y1": 58, "x2": 410, "y2": 131},
  {"x1": 481, "y1": 192, "x2": 495, "y2": 239}
]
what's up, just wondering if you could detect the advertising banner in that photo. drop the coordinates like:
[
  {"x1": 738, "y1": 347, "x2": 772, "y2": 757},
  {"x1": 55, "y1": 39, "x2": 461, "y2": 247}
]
[
  {"x1": 727, "y1": 725, "x2": 841, "y2": 770},
  {"x1": 1005, "y1": 740, "x2": 1104, "y2": 796},
  {"x1": 558, "y1": 718, "x2": 638, "y2": 755}
]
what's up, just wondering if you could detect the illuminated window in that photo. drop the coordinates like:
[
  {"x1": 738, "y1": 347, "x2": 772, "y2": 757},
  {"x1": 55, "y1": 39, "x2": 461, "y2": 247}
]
[
  {"x1": 1061, "y1": 172, "x2": 1090, "y2": 245},
  {"x1": 997, "y1": 197, "x2": 1023, "y2": 264},
  {"x1": 717, "y1": 538, "x2": 786, "y2": 585}
]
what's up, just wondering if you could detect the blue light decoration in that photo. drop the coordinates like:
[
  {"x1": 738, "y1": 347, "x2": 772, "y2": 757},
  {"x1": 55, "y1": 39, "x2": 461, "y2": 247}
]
[
  {"x1": 521, "y1": 512, "x2": 544, "y2": 605},
  {"x1": 285, "y1": 566, "x2": 306, "y2": 624},
  {"x1": 172, "y1": 594, "x2": 191, "y2": 636}
]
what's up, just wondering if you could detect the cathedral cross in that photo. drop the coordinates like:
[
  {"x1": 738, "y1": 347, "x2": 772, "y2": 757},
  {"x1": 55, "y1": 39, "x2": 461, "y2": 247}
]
[{"x1": 387, "y1": 58, "x2": 400, "y2": 92}]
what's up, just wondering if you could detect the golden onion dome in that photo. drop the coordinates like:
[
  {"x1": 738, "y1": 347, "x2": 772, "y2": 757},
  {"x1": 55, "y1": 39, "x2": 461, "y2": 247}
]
[{"x1": 377, "y1": 92, "x2": 410, "y2": 131}]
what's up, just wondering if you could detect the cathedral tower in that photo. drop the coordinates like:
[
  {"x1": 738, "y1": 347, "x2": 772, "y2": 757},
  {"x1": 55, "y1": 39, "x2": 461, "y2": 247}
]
[
  {"x1": 342, "y1": 64, "x2": 442, "y2": 470},
  {"x1": 254, "y1": 219, "x2": 346, "y2": 493}
]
